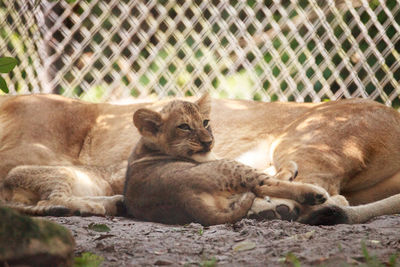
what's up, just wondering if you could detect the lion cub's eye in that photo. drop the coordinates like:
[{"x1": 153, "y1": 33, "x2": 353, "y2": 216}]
[
  {"x1": 203, "y1": 119, "x2": 210, "y2": 128},
  {"x1": 177, "y1": 123, "x2": 191, "y2": 131}
]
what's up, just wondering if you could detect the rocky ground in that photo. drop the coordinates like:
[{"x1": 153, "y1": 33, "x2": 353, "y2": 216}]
[{"x1": 47, "y1": 215, "x2": 400, "y2": 266}]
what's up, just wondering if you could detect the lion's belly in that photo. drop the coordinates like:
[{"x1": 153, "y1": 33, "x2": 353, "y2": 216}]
[
  {"x1": 235, "y1": 141, "x2": 274, "y2": 170},
  {"x1": 234, "y1": 140, "x2": 275, "y2": 171}
]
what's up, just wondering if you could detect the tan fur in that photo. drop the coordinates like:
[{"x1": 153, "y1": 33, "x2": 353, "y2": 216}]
[
  {"x1": 0, "y1": 94, "x2": 400, "y2": 223},
  {"x1": 123, "y1": 95, "x2": 327, "y2": 225},
  {"x1": 1, "y1": 164, "x2": 125, "y2": 215}
]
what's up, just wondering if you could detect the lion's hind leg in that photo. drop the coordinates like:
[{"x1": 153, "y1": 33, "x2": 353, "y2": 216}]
[
  {"x1": 3, "y1": 165, "x2": 112, "y2": 216},
  {"x1": 0, "y1": 183, "x2": 70, "y2": 216}
]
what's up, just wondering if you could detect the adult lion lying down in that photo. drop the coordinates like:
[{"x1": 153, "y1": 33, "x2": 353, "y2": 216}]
[{"x1": 1, "y1": 94, "x2": 400, "y2": 225}]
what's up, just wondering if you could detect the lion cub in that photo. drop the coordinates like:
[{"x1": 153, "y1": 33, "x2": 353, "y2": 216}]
[{"x1": 123, "y1": 94, "x2": 328, "y2": 226}]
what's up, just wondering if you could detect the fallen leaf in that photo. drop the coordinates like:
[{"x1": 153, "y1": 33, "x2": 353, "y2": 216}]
[
  {"x1": 87, "y1": 223, "x2": 111, "y2": 232},
  {"x1": 232, "y1": 240, "x2": 256, "y2": 252}
]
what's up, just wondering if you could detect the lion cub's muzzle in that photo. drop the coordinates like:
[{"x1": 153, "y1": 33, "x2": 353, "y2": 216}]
[
  {"x1": 196, "y1": 128, "x2": 214, "y2": 153},
  {"x1": 200, "y1": 140, "x2": 213, "y2": 152}
]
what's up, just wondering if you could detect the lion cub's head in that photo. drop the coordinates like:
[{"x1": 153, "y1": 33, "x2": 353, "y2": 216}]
[{"x1": 133, "y1": 93, "x2": 215, "y2": 162}]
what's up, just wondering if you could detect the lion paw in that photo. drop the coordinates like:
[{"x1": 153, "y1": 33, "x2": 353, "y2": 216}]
[
  {"x1": 103, "y1": 195, "x2": 125, "y2": 216},
  {"x1": 247, "y1": 197, "x2": 300, "y2": 221},
  {"x1": 75, "y1": 202, "x2": 106, "y2": 216},
  {"x1": 57, "y1": 200, "x2": 106, "y2": 216},
  {"x1": 298, "y1": 185, "x2": 329, "y2": 205},
  {"x1": 302, "y1": 192, "x2": 327, "y2": 205}
]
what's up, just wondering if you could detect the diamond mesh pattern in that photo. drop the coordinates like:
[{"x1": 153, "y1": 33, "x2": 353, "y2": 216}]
[{"x1": 1, "y1": 0, "x2": 399, "y2": 106}]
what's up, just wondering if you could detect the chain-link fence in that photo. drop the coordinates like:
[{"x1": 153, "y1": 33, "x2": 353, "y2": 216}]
[{"x1": 1, "y1": 0, "x2": 399, "y2": 106}]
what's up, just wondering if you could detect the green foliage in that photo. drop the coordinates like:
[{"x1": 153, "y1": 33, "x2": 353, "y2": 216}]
[
  {"x1": 0, "y1": 77, "x2": 8, "y2": 93},
  {"x1": 80, "y1": 85, "x2": 108, "y2": 103},
  {"x1": 388, "y1": 254, "x2": 399, "y2": 267},
  {"x1": 0, "y1": 57, "x2": 17, "y2": 73},
  {"x1": 283, "y1": 252, "x2": 301, "y2": 267},
  {"x1": 199, "y1": 256, "x2": 217, "y2": 267},
  {"x1": 198, "y1": 227, "x2": 204, "y2": 236},
  {"x1": 360, "y1": 241, "x2": 399, "y2": 267},
  {"x1": 0, "y1": 57, "x2": 18, "y2": 93},
  {"x1": 74, "y1": 252, "x2": 104, "y2": 267}
]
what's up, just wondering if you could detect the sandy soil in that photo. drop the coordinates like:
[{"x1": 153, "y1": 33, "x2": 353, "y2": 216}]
[{"x1": 47, "y1": 215, "x2": 400, "y2": 266}]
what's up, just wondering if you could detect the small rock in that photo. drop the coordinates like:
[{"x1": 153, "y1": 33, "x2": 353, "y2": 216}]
[
  {"x1": 107, "y1": 255, "x2": 118, "y2": 262},
  {"x1": 0, "y1": 207, "x2": 75, "y2": 266},
  {"x1": 96, "y1": 242, "x2": 115, "y2": 252}
]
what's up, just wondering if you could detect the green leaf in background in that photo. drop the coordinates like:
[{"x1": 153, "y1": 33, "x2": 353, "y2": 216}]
[
  {"x1": 0, "y1": 76, "x2": 9, "y2": 93},
  {"x1": 0, "y1": 57, "x2": 18, "y2": 73},
  {"x1": 87, "y1": 223, "x2": 111, "y2": 232}
]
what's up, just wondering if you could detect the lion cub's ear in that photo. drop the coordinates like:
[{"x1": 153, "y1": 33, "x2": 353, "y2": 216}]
[
  {"x1": 195, "y1": 92, "x2": 211, "y2": 115},
  {"x1": 133, "y1": 108, "x2": 162, "y2": 137}
]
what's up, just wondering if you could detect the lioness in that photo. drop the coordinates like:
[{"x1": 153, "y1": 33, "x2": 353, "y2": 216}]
[
  {"x1": 1, "y1": 93, "x2": 400, "y2": 224},
  {"x1": 123, "y1": 95, "x2": 327, "y2": 225}
]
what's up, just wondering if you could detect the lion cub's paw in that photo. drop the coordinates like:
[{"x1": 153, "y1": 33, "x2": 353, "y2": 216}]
[
  {"x1": 298, "y1": 184, "x2": 329, "y2": 205},
  {"x1": 247, "y1": 197, "x2": 300, "y2": 221}
]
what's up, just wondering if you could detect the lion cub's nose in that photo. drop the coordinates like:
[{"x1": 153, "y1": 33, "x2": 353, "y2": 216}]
[{"x1": 201, "y1": 141, "x2": 213, "y2": 151}]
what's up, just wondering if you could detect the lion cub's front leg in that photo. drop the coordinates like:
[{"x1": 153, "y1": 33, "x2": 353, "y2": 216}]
[
  {"x1": 255, "y1": 177, "x2": 329, "y2": 205},
  {"x1": 215, "y1": 160, "x2": 328, "y2": 205}
]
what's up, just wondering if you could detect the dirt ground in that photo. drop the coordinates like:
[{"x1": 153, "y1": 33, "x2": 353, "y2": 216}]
[{"x1": 47, "y1": 214, "x2": 400, "y2": 266}]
